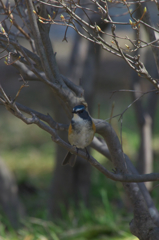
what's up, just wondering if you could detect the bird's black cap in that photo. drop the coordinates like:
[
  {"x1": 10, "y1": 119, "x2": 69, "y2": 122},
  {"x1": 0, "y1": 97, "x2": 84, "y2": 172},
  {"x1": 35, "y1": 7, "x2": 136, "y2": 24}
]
[{"x1": 72, "y1": 105, "x2": 85, "y2": 113}]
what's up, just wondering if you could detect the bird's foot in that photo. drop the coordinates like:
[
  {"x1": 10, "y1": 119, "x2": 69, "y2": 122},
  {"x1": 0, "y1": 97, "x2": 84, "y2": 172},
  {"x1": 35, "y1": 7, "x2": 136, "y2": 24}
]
[
  {"x1": 85, "y1": 148, "x2": 90, "y2": 160},
  {"x1": 70, "y1": 145, "x2": 77, "y2": 154}
]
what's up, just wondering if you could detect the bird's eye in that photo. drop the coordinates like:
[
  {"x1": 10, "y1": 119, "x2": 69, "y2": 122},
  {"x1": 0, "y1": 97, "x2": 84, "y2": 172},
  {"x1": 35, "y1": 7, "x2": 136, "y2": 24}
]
[{"x1": 78, "y1": 110, "x2": 83, "y2": 113}]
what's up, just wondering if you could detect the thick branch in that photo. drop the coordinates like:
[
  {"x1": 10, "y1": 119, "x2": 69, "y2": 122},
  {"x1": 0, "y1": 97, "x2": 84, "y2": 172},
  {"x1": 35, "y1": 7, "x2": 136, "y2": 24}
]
[
  {"x1": 94, "y1": 118, "x2": 159, "y2": 237},
  {"x1": 37, "y1": 3, "x2": 63, "y2": 85},
  {"x1": 25, "y1": 0, "x2": 56, "y2": 84},
  {"x1": 15, "y1": 102, "x2": 68, "y2": 131},
  {"x1": 1, "y1": 87, "x2": 159, "y2": 183}
]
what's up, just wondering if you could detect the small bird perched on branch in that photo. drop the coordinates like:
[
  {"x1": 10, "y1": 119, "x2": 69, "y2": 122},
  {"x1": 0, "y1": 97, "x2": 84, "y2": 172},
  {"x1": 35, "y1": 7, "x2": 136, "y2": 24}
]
[{"x1": 62, "y1": 105, "x2": 96, "y2": 167}]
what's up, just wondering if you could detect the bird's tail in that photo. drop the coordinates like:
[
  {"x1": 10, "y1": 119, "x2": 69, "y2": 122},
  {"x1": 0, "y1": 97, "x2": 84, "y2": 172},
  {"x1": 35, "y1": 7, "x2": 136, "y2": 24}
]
[{"x1": 62, "y1": 152, "x2": 77, "y2": 167}]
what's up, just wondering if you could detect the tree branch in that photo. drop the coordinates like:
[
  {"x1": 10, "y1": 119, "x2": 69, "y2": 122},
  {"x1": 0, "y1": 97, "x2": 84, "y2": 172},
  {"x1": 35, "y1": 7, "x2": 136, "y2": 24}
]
[{"x1": 1, "y1": 85, "x2": 159, "y2": 183}]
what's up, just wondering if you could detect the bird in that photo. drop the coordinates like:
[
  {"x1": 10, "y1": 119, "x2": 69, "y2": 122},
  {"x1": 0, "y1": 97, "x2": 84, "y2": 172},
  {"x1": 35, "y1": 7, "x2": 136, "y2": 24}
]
[{"x1": 62, "y1": 105, "x2": 96, "y2": 167}]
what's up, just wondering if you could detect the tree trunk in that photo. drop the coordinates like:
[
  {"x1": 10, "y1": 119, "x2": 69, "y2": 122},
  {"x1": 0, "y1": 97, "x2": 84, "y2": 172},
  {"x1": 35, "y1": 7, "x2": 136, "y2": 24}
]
[
  {"x1": 131, "y1": 69, "x2": 158, "y2": 190},
  {"x1": 0, "y1": 157, "x2": 25, "y2": 228},
  {"x1": 49, "y1": 34, "x2": 100, "y2": 217}
]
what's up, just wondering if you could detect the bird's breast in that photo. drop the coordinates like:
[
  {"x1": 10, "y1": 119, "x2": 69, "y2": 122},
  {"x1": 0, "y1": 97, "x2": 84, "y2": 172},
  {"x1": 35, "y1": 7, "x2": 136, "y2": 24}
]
[{"x1": 68, "y1": 118, "x2": 95, "y2": 149}]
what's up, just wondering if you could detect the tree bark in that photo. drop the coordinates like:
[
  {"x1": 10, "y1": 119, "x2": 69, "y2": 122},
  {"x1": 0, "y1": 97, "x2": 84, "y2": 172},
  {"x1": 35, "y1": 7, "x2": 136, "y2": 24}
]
[
  {"x1": 49, "y1": 32, "x2": 101, "y2": 216},
  {"x1": 0, "y1": 157, "x2": 25, "y2": 228}
]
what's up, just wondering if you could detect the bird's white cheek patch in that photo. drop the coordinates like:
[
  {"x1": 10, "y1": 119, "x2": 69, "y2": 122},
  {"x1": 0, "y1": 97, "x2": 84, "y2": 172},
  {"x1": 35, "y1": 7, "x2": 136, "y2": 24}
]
[
  {"x1": 72, "y1": 113, "x2": 83, "y2": 122},
  {"x1": 73, "y1": 113, "x2": 78, "y2": 119}
]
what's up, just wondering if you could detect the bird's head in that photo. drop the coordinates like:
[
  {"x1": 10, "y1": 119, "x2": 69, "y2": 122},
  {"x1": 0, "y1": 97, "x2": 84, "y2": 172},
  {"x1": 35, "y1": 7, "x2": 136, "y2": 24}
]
[{"x1": 72, "y1": 105, "x2": 89, "y2": 120}]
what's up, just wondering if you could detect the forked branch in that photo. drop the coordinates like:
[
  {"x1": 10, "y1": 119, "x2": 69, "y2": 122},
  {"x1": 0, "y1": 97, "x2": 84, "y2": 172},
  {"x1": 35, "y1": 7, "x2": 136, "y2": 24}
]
[{"x1": 1, "y1": 84, "x2": 159, "y2": 183}]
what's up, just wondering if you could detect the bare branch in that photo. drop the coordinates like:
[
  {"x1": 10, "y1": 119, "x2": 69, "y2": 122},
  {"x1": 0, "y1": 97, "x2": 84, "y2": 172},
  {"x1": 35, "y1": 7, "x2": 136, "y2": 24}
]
[
  {"x1": 1, "y1": 85, "x2": 159, "y2": 184},
  {"x1": 15, "y1": 102, "x2": 68, "y2": 131}
]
